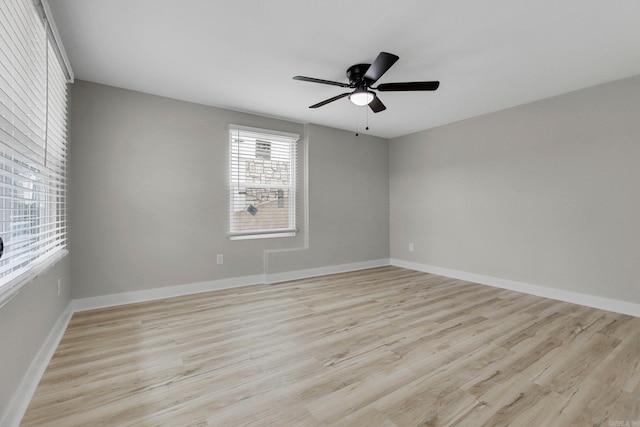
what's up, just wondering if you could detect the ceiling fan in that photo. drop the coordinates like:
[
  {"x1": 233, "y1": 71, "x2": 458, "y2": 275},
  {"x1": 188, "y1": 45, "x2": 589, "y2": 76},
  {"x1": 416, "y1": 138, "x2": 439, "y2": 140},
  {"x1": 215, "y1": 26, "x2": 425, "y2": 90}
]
[{"x1": 293, "y1": 52, "x2": 439, "y2": 113}]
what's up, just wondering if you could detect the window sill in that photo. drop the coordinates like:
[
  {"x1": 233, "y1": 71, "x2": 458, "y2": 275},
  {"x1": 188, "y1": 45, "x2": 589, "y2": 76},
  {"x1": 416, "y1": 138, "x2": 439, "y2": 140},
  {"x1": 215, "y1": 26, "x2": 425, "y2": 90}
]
[
  {"x1": 0, "y1": 249, "x2": 69, "y2": 309},
  {"x1": 229, "y1": 230, "x2": 297, "y2": 240}
]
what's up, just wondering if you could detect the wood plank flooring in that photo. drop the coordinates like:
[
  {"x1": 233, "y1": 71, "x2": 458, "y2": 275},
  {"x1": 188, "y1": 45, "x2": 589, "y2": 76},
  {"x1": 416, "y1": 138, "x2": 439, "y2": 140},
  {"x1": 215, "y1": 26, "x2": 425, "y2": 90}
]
[{"x1": 21, "y1": 266, "x2": 640, "y2": 426}]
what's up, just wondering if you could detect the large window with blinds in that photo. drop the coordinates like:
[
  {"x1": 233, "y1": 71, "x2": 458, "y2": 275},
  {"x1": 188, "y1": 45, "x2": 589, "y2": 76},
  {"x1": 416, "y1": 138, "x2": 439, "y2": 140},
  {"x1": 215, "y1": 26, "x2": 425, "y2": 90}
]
[
  {"x1": 229, "y1": 125, "x2": 299, "y2": 239},
  {"x1": 0, "y1": 0, "x2": 70, "y2": 304}
]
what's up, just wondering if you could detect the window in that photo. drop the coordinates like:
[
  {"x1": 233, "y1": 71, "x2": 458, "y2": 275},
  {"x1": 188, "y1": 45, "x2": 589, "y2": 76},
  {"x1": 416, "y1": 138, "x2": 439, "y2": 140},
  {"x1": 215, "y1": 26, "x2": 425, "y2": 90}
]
[
  {"x1": 0, "y1": 0, "x2": 71, "y2": 304},
  {"x1": 255, "y1": 140, "x2": 271, "y2": 160},
  {"x1": 229, "y1": 125, "x2": 299, "y2": 239}
]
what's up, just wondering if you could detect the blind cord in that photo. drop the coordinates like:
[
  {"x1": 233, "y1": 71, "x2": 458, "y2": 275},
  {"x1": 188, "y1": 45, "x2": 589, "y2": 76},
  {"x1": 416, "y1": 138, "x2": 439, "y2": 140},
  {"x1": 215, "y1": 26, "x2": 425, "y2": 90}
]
[{"x1": 44, "y1": 27, "x2": 49, "y2": 168}]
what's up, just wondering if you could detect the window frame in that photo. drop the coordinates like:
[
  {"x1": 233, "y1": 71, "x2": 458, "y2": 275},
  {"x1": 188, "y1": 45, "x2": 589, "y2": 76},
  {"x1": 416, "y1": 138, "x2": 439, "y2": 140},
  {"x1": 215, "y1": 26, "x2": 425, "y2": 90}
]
[{"x1": 228, "y1": 124, "x2": 299, "y2": 240}]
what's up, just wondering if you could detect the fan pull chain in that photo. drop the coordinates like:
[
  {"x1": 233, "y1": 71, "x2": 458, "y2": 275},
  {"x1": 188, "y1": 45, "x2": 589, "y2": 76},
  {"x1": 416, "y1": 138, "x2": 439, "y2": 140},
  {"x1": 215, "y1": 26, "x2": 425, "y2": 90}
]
[
  {"x1": 366, "y1": 105, "x2": 369, "y2": 131},
  {"x1": 355, "y1": 105, "x2": 371, "y2": 136}
]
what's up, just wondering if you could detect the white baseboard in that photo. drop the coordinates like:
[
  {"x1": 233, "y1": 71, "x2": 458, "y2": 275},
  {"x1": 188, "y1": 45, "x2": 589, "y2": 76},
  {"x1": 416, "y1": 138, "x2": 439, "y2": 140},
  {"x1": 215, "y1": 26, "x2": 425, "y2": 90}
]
[
  {"x1": 72, "y1": 259, "x2": 392, "y2": 312},
  {"x1": 265, "y1": 258, "x2": 391, "y2": 284},
  {"x1": 2, "y1": 303, "x2": 73, "y2": 427},
  {"x1": 72, "y1": 274, "x2": 266, "y2": 312},
  {"x1": 391, "y1": 259, "x2": 640, "y2": 317}
]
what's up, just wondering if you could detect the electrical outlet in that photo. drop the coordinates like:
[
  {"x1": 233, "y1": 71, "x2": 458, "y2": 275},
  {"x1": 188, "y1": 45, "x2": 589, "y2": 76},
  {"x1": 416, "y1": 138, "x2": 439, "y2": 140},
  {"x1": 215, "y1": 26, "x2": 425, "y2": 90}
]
[
  {"x1": 57, "y1": 278, "x2": 61, "y2": 296},
  {"x1": 216, "y1": 254, "x2": 223, "y2": 265},
  {"x1": 409, "y1": 243, "x2": 414, "y2": 252}
]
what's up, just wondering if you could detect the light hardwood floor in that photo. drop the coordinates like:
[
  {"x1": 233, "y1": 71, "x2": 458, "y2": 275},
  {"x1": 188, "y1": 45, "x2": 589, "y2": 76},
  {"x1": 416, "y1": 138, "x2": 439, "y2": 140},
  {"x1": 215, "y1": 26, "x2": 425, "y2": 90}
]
[{"x1": 21, "y1": 267, "x2": 640, "y2": 426}]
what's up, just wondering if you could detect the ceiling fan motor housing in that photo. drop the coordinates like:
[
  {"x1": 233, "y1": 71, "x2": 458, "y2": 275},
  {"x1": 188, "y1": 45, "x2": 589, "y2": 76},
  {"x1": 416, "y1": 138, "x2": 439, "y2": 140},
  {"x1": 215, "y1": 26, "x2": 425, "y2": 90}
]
[{"x1": 346, "y1": 64, "x2": 372, "y2": 87}]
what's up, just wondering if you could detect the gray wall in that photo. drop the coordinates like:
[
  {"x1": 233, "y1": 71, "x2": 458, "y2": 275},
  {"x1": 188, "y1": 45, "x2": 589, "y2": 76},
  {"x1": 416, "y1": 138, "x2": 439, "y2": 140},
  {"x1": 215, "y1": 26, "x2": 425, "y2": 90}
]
[
  {"x1": 0, "y1": 257, "x2": 71, "y2": 420},
  {"x1": 390, "y1": 75, "x2": 640, "y2": 304},
  {"x1": 69, "y1": 81, "x2": 389, "y2": 299}
]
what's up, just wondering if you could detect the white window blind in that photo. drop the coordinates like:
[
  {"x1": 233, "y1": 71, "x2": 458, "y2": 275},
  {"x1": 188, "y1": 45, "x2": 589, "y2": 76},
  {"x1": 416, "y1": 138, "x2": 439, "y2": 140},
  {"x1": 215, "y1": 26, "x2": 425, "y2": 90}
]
[
  {"x1": 229, "y1": 125, "x2": 299, "y2": 239},
  {"x1": 0, "y1": 0, "x2": 70, "y2": 305}
]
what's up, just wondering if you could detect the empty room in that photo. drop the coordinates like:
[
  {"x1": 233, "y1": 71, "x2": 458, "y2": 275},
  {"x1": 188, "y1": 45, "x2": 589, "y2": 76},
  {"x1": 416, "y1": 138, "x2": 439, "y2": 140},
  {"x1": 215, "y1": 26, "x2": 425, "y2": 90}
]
[{"x1": 2, "y1": 0, "x2": 640, "y2": 426}]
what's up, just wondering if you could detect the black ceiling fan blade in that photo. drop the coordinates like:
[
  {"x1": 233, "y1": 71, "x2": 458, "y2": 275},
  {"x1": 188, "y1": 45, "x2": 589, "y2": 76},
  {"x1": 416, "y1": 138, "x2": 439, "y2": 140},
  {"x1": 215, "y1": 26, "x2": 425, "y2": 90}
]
[
  {"x1": 363, "y1": 52, "x2": 399, "y2": 85},
  {"x1": 309, "y1": 92, "x2": 351, "y2": 108},
  {"x1": 369, "y1": 96, "x2": 386, "y2": 113},
  {"x1": 376, "y1": 81, "x2": 440, "y2": 91},
  {"x1": 293, "y1": 75, "x2": 350, "y2": 88}
]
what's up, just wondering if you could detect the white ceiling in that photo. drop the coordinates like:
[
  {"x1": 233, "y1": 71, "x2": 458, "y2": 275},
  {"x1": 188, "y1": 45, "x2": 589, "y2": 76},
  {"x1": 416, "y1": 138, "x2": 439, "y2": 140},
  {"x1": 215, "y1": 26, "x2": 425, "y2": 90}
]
[{"x1": 48, "y1": 0, "x2": 640, "y2": 139}]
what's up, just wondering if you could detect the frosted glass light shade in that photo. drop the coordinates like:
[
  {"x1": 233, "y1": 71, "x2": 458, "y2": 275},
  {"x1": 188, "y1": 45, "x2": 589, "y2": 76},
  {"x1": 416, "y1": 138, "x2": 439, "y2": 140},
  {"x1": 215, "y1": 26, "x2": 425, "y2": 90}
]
[{"x1": 349, "y1": 90, "x2": 374, "y2": 106}]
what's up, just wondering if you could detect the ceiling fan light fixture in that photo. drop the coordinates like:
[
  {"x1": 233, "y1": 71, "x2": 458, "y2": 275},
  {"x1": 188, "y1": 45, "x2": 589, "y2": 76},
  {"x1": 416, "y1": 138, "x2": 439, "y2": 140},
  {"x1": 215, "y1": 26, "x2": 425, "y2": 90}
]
[{"x1": 349, "y1": 88, "x2": 375, "y2": 106}]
